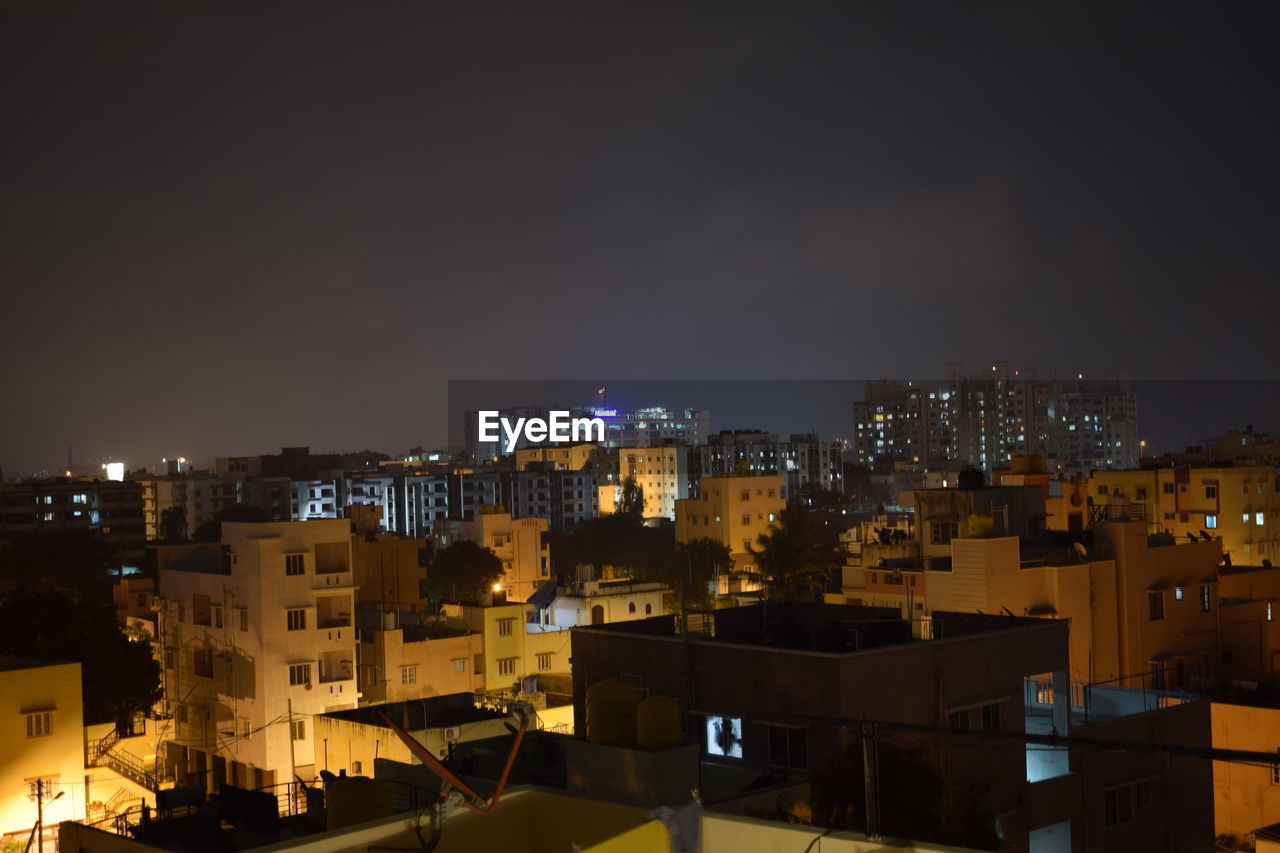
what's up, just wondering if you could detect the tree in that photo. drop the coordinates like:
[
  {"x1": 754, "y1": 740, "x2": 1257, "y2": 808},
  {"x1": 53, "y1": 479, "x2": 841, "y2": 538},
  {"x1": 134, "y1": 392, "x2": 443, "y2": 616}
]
[
  {"x1": 636, "y1": 538, "x2": 730, "y2": 613},
  {"x1": 619, "y1": 474, "x2": 645, "y2": 517},
  {"x1": 0, "y1": 589, "x2": 162, "y2": 727},
  {"x1": 744, "y1": 502, "x2": 841, "y2": 601},
  {"x1": 0, "y1": 529, "x2": 119, "y2": 602},
  {"x1": 550, "y1": 513, "x2": 673, "y2": 579},
  {"x1": 193, "y1": 503, "x2": 272, "y2": 542},
  {"x1": 810, "y1": 735, "x2": 999, "y2": 849},
  {"x1": 159, "y1": 505, "x2": 188, "y2": 542},
  {"x1": 426, "y1": 540, "x2": 505, "y2": 609}
]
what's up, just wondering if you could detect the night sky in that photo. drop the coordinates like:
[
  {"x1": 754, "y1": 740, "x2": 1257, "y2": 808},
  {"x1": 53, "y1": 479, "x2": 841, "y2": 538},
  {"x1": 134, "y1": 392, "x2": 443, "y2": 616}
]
[{"x1": 3, "y1": 3, "x2": 1278, "y2": 474}]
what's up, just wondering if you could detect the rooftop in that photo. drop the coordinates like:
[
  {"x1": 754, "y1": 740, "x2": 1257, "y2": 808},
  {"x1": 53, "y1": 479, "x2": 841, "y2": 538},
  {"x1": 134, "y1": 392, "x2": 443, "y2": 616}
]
[
  {"x1": 581, "y1": 602, "x2": 1059, "y2": 655},
  {"x1": 321, "y1": 693, "x2": 506, "y2": 730}
]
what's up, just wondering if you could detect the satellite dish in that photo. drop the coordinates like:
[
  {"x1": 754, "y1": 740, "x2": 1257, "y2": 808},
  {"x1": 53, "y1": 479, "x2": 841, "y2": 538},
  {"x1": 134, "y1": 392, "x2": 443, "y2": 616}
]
[{"x1": 1072, "y1": 542, "x2": 1088, "y2": 559}]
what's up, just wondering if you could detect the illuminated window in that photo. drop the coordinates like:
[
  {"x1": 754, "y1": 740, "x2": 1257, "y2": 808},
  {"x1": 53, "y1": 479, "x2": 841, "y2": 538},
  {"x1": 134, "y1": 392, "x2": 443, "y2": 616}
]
[
  {"x1": 1206, "y1": 515, "x2": 1218, "y2": 529},
  {"x1": 704, "y1": 715, "x2": 743, "y2": 758},
  {"x1": 1201, "y1": 585, "x2": 1212, "y2": 612},
  {"x1": 1174, "y1": 588, "x2": 1183, "y2": 601},
  {"x1": 1259, "y1": 513, "x2": 1266, "y2": 526}
]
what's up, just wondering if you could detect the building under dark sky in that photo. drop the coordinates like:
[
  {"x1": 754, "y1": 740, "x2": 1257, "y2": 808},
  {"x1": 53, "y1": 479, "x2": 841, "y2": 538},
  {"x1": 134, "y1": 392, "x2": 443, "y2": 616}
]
[{"x1": 3, "y1": 3, "x2": 1278, "y2": 473}]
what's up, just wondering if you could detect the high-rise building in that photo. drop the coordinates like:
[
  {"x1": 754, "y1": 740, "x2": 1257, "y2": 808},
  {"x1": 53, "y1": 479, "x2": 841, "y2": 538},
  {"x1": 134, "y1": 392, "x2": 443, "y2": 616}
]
[{"x1": 853, "y1": 363, "x2": 1138, "y2": 473}]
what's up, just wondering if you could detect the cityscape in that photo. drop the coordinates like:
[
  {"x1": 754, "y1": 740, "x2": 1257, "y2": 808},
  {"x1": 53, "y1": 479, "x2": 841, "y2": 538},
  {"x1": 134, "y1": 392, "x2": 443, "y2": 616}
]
[{"x1": 3, "y1": 4, "x2": 1279, "y2": 853}]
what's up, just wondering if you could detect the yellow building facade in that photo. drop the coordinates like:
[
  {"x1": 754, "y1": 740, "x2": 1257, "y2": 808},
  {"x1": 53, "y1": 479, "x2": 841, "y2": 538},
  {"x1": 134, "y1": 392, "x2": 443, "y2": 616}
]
[
  {"x1": 675, "y1": 474, "x2": 785, "y2": 575},
  {"x1": 0, "y1": 660, "x2": 85, "y2": 845}
]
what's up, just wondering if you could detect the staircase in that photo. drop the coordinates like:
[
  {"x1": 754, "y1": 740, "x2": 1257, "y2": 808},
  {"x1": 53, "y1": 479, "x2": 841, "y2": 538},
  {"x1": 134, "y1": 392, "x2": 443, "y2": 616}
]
[{"x1": 90, "y1": 728, "x2": 169, "y2": 792}]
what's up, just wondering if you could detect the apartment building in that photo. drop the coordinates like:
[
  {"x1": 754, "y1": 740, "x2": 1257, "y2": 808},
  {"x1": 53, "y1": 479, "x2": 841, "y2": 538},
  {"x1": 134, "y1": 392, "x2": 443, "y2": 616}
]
[
  {"x1": 441, "y1": 601, "x2": 571, "y2": 695},
  {"x1": 153, "y1": 519, "x2": 358, "y2": 790},
  {"x1": 619, "y1": 444, "x2": 688, "y2": 520},
  {"x1": 0, "y1": 659, "x2": 85, "y2": 848},
  {"x1": 675, "y1": 474, "x2": 785, "y2": 576},
  {"x1": 571, "y1": 603, "x2": 1074, "y2": 851},
  {"x1": 1064, "y1": 465, "x2": 1280, "y2": 563},
  {"x1": 0, "y1": 478, "x2": 146, "y2": 560},
  {"x1": 840, "y1": 521, "x2": 1223, "y2": 691},
  {"x1": 450, "y1": 509, "x2": 550, "y2": 603}
]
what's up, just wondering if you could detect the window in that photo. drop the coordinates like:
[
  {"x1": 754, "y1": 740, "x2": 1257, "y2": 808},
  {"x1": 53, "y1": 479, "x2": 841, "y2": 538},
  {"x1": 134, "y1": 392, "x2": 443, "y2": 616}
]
[
  {"x1": 164, "y1": 649, "x2": 176, "y2": 670},
  {"x1": 498, "y1": 658, "x2": 516, "y2": 676},
  {"x1": 704, "y1": 715, "x2": 743, "y2": 758},
  {"x1": 1097, "y1": 485, "x2": 1109, "y2": 496},
  {"x1": 741, "y1": 514, "x2": 751, "y2": 526},
  {"x1": 289, "y1": 664, "x2": 311, "y2": 686},
  {"x1": 1259, "y1": 513, "x2": 1266, "y2": 526},
  {"x1": 193, "y1": 593, "x2": 211, "y2": 626},
  {"x1": 285, "y1": 554, "x2": 305, "y2": 575},
  {"x1": 1201, "y1": 584, "x2": 1212, "y2": 612},
  {"x1": 1174, "y1": 588, "x2": 1183, "y2": 601},
  {"x1": 1205, "y1": 484, "x2": 1218, "y2": 500},
  {"x1": 497, "y1": 618, "x2": 514, "y2": 636},
  {"x1": 645, "y1": 603, "x2": 653, "y2": 615},
  {"x1": 740, "y1": 490, "x2": 750, "y2": 502},
  {"x1": 291, "y1": 720, "x2": 306, "y2": 741},
  {"x1": 212, "y1": 605, "x2": 223, "y2": 629},
  {"x1": 628, "y1": 602, "x2": 636, "y2": 614},
  {"x1": 25, "y1": 711, "x2": 52, "y2": 738},
  {"x1": 1148, "y1": 592, "x2": 1164, "y2": 621},
  {"x1": 949, "y1": 709, "x2": 971, "y2": 730},
  {"x1": 452, "y1": 658, "x2": 466, "y2": 672},
  {"x1": 286, "y1": 609, "x2": 307, "y2": 631},
  {"x1": 1104, "y1": 780, "x2": 1151, "y2": 826},
  {"x1": 1163, "y1": 483, "x2": 1175, "y2": 495},
  {"x1": 1205, "y1": 514, "x2": 1218, "y2": 529},
  {"x1": 766, "y1": 724, "x2": 808, "y2": 769},
  {"x1": 981, "y1": 703, "x2": 1001, "y2": 732},
  {"x1": 400, "y1": 665, "x2": 417, "y2": 684},
  {"x1": 194, "y1": 648, "x2": 213, "y2": 678},
  {"x1": 239, "y1": 609, "x2": 248, "y2": 632},
  {"x1": 536, "y1": 653, "x2": 552, "y2": 670},
  {"x1": 930, "y1": 521, "x2": 958, "y2": 545},
  {"x1": 1273, "y1": 750, "x2": 1280, "y2": 786}
]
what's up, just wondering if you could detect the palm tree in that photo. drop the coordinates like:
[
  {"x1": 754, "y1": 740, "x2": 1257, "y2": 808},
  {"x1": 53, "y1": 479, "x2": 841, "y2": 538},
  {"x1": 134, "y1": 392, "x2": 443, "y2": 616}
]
[{"x1": 744, "y1": 501, "x2": 841, "y2": 601}]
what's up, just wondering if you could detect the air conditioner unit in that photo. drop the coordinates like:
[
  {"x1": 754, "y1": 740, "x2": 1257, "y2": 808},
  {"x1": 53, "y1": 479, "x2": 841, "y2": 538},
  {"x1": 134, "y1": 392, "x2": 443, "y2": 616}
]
[{"x1": 443, "y1": 726, "x2": 462, "y2": 741}]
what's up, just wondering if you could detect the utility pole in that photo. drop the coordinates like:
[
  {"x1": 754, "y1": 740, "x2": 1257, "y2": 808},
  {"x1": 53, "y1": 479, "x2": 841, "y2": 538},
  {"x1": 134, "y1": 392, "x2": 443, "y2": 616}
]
[
  {"x1": 34, "y1": 779, "x2": 64, "y2": 853},
  {"x1": 861, "y1": 720, "x2": 880, "y2": 841}
]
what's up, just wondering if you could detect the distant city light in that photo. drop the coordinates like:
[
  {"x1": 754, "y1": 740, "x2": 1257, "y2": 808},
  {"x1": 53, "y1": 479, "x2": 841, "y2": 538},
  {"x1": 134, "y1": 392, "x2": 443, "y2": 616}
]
[{"x1": 103, "y1": 461, "x2": 124, "y2": 481}]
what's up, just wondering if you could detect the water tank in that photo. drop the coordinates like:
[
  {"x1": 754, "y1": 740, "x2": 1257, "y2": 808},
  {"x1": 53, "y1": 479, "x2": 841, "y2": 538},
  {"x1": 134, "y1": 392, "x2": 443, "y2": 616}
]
[
  {"x1": 967, "y1": 513, "x2": 995, "y2": 538},
  {"x1": 585, "y1": 678, "x2": 642, "y2": 747},
  {"x1": 635, "y1": 695, "x2": 681, "y2": 751}
]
